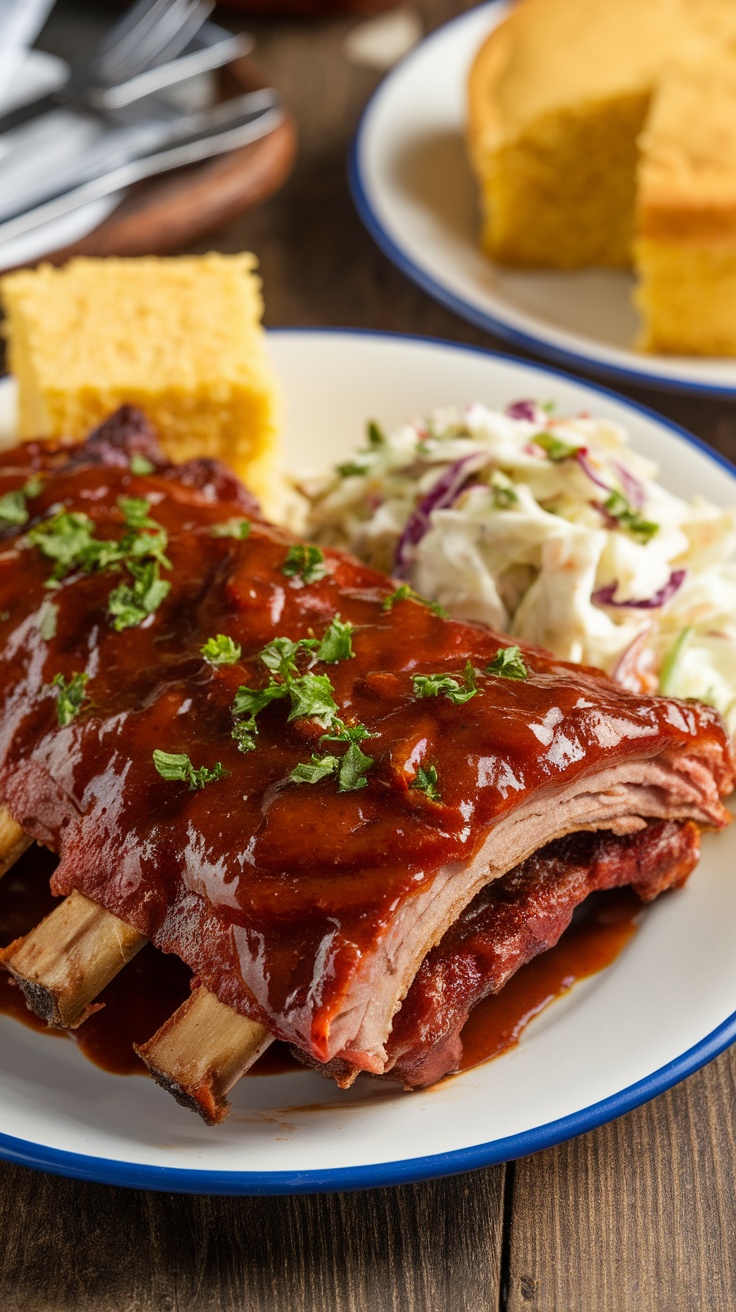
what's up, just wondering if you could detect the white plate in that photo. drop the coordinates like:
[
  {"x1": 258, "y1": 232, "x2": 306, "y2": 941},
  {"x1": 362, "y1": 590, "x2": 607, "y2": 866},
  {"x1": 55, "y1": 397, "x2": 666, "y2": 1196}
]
[
  {"x1": 350, "y1": 4, "x2": 736, "y2": 398},
  {"x1": 1, "y1": 329, "x2": 736, "y2": 1195}
]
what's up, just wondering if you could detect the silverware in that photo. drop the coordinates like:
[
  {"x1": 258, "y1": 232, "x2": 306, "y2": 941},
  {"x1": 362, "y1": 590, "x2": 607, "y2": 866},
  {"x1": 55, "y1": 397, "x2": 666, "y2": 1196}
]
[
  {"x1": 0, "y1": 89, "x2": 284, "y2": 246},
  {"x1": 0, "y1": 0, "x2": 252, "y2": 136},
  {"x1": 0, "y1": 0, "x2": 56, "y2": 98}
]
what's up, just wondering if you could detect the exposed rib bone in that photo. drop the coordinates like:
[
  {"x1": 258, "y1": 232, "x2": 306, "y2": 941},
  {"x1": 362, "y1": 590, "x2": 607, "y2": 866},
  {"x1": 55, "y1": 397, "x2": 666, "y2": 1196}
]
[
  {"x1": 0, "y1": 806, "x2": 31, "y2": 878},
  {"x1": 135, "y1": 987, "x2": 272, "y2": 1125},
  {"x1": 0, "y1": 890, "x2": 146, "y2": 1028}
]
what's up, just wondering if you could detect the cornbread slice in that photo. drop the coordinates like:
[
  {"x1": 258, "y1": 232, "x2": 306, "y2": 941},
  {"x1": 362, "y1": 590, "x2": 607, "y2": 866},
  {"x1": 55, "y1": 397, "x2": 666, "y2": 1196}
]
[
  {"x1": 467, "y1": 0, "x2": 684, "y2": 270},
  {"x1": 1, "y1": 254, "x2": 281, "y2": 507},
  {"x1": 635, "y1": 56, "x2": 736, "y2": 354},
  {"x1": 466, "y1": 0, "x2": 736, "y2": 354}
]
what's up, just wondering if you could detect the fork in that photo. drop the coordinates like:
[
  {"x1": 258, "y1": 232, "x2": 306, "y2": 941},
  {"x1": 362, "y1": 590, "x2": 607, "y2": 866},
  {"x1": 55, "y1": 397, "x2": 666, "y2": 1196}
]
[
  {"x1": 0, "y1": 0, "x2": 249, "y2": 136},
  {"x1": 0, "y1": 89, "x2": 285, "y2": 247}
]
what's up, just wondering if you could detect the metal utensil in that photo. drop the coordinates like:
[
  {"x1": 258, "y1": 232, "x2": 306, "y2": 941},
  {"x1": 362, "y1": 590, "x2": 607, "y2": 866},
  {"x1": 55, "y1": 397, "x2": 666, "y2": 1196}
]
[
  {"x1": 0, "y1": 89, "x2": 284, "y2": 247},
  {"x1": 0, "y1": 0, "x2": 56, "y2": 102},
  {"x1": 0, "y1": 0, "x2": 251, "y2": 137}
]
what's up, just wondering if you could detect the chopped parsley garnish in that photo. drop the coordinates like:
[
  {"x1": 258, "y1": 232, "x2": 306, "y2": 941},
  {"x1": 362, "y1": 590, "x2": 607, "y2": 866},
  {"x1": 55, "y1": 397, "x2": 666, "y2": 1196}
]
[
  {"x1": 152, "y1": 749, "x2": 228, "y2": 790},
  {"x1": 129, "y1": 453, "x2": 155, "y2": 477},
  {"x1": 259, "y1": 635, "x2": 317, "y2": 680},
  {"x1": 51, "y1": 671, "x2": 89, "y2": 727},
  {"x1": 317, "y1": 614, "x2": 354, "y2": 663},
  {"x1": 489, "y1": 472, "x2": 519, "y2": 508},
  {"x1": 290, "y1": 739, "x2": 374, "y2": 792},
  {"x1": 532, "y1": 432, "x2": 580, "y2": 462},
  {"x1": 601, "y1": 491, "x2": 659, "y2": 543},
  {"x1": 411, "y1": 764, "x2": 441, "y2": 802},
  {"x1": 486, "y1": 645, "x2": 528, "y2": 680},
  {"x1": 412, "y1": 661, "x2": 478, "y2": 705},
  {"x1": 211, "y1": 518, "x2": 251, "y2": 540},
  {"x1": 282, "y1": 543, "x2": 328, "y2": 585},
  {"x1": 108, "y1": 559, "x2": 171, "y2": 632},
  {"x1": 0, "y1": 476, "x2": 44, "y2": 530},
  {"x1": 201, "y1": 634, "x2": 242, "y2": 666},
  {"x1": 27, "y1": 497, "x2": 171, "y2": 630},
  {"x1": 286, "y1": 671, "x2": 340, "y2": 727},
  {"x1": 382, "y1": 583, "x2": 448, "y2": 619},
  {"x1": 290, "y1": 755, "x2": 341, "y2": 785},
  {"x1": 230, "y1": 628, "x2": 374, "y2": 789}
]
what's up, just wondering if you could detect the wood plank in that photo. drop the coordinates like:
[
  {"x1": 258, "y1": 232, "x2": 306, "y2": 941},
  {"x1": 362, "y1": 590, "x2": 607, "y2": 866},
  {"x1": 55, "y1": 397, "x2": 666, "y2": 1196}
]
[
  {"x1": 0, "y1": 1158, "x2": 504, "y2": 1311},
  {"x1": 505, "y1": 1046, "x2": 736, "y2": 1312}
]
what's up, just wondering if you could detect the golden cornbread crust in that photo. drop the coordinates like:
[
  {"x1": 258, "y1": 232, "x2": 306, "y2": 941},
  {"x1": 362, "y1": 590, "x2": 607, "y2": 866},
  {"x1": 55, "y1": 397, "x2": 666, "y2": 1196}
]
[
  {"x1": 0, "y1": 254, "x2": 281, "y2": 506},
  {"x1": 467, "y1": 0, "x2": 736, "y2": 355}
]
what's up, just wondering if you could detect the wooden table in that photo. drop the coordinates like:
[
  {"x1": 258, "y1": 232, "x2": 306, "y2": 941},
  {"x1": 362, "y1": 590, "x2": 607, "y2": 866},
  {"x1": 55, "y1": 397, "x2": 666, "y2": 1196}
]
[{"x1": 2, "y1": 3, "x2": 736, "y2": 1309}]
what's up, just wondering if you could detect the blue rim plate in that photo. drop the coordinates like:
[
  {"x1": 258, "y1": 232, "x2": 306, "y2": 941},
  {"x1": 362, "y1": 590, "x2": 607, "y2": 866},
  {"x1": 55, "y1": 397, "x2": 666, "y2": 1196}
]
[
  {"x1": 349, "y1": 3, "x2": 736, "y2": 398},
  {"x1": 1, "y1": 328, "x2": 735, "y2": 1195}
]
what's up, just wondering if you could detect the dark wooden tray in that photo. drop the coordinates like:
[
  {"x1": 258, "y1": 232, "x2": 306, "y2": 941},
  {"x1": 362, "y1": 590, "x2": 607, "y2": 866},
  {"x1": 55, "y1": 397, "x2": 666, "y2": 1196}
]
[{"x1": 14, "y1": 54, "x2": 296, "y2": 269}]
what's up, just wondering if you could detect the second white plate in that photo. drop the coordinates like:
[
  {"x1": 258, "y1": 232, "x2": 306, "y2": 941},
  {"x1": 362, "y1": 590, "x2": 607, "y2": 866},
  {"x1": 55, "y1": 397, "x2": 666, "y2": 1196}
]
[{"x1": 350, "y1": 4, "x2": 736, "y2": 397}]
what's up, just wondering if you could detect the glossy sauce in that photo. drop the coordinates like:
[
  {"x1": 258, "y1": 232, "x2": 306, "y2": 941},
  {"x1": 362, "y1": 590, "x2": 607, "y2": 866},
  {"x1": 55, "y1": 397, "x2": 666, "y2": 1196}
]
[
  {"x1": 459, "y1": 889, "x2": 641, "y2": 1070},
  {"x1": 0, "y1": 846, "x2": 639, "y2": 1080},
  {"x1": 0, "y1": 428, "x2": 730, "y2": 1064}
]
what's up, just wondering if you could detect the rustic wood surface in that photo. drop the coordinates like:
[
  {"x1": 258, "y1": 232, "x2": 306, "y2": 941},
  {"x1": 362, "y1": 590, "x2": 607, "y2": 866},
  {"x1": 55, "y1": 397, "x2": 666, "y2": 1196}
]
[{"x1": 1, "y1": 2, "x2": 734, "y2": 1308}]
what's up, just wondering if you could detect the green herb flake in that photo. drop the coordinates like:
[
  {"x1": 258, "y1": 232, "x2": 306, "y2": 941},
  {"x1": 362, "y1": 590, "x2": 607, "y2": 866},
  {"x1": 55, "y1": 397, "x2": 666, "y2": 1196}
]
[
  {"x1": 130, "y1": 453, "x2": 155, "y2": 476},
  {"x1": 290, "y1": 755, "x2": 340, "y2": 785},
  {"x1": 287, "y1": 672, "x2": 340, "y2": 728},
  {"x1": 0, "y1": 475, "x2": 44, "y2": 531},
  {"x1": 412, "y1": 667, "x2": 478, "y2": 705},
  {"x1": 485, "y1": 645, "x2": 528, "y2": 680},
  {"x1": 602, "y1": 491, "x2": 659, "y2": 543},
  {"x1": 51, "y1": 671, "x2": 89, "y2": 727},
  {"x1": 411, "y1": 764, "x2": 441, "y2": 802},
  {"x1": 382, "y1": 583, "x2": 448, "y2": 619},
  {"x1": 0, "y1": 489, "x2": 30, "y2": 530},
  {"x1": 108, "y1": 559, "x2": 171, "y2": 632},
  {"x1": 489, "y1": 471, "x2": 519, "y2": 509},
  {"x1": 152, "y1": 749, "x2": 228, "y2": 790},
  {"x1": 201, "y1": 634, "x2": 242, "y2": 666},
  {"x1": 336, "y1": 740, "x2": 374, "y2": 791},
  {"x1": 317, "y1": 614, "x2": 354, "y2": 663},
  {"x1": 211, "y1": 518, "x2": 251, "y2": 540},
  {"x1": 282, "y1": 543, "x2": 328, "y2": 585},
  {"x1": 532, "y1": 432, "x2": 580, "y2": 462},
  {"x1": 259, "y1": 636, "x2": 316, "y2": 680}
]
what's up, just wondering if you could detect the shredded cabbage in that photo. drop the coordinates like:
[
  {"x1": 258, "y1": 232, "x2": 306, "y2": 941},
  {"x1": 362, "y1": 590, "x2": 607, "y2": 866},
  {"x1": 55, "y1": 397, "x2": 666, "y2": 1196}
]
[{"x1": 303, "y1": 401, "x2": 736, "y2": 738}]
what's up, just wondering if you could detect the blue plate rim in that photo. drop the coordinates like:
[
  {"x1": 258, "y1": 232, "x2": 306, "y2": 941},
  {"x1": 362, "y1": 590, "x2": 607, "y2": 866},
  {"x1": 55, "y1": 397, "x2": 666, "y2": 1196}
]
[
  {"x1": 347, "y1": 4, "x2": 736, "y2": 400},
  {"x1": 1, "y1": 328, "x2": 735, "y2": 1195}
]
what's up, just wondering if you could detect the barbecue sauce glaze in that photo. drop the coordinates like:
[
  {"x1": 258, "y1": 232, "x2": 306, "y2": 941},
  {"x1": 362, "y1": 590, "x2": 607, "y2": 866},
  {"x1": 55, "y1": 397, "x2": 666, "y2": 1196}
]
[
  {"x1": 0, "y1": 420, "x2": 731, "y2": 1069},
  {"x1": 0, "y1": 843, "x2": 640, "y2": 1079}
]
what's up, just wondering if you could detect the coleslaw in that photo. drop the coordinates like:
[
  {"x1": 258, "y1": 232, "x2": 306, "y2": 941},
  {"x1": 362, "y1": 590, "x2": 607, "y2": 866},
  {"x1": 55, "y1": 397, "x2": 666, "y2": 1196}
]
[{"x1": 303, "y1": 400, "x2": 736, "y2": 737}]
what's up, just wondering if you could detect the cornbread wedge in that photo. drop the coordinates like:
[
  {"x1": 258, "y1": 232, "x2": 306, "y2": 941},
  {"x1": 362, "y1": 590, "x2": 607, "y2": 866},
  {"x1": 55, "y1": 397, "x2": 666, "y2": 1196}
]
[
  {"x1": 467, "y1": 0, "x2": 736, "y2": 354},
  {"x1": 1, "y1": 253, "x2": 282, "y2": 506}
]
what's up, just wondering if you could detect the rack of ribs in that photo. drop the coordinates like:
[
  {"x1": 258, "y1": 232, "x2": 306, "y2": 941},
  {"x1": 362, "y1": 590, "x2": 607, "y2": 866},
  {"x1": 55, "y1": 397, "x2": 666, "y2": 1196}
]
[{"x1": 0, "y1": 409, "x2": 732, "y2": 1123}]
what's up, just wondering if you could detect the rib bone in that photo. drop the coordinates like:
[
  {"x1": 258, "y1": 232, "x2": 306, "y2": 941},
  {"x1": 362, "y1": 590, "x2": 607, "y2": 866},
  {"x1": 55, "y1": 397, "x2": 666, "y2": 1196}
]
[
  {"x1": 135, "y1": 987, "x2": 272, "y2": 1124},
  {"x1": 0, "y1": 890, "x2": 146, "y2": 1028},
  {"x1": 0, "y1": 806, "x2": 31, "y2": 879}
]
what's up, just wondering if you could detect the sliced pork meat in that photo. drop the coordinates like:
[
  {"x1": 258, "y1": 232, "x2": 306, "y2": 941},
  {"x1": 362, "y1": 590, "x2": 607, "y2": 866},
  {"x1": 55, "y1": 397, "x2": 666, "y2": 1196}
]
[
  {"x1": 387, "y1": 818, "x2": 699, "y2": 1088},
  {"x1": 0, "y1": 412, "x2": 732, "y2": 1081}
]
